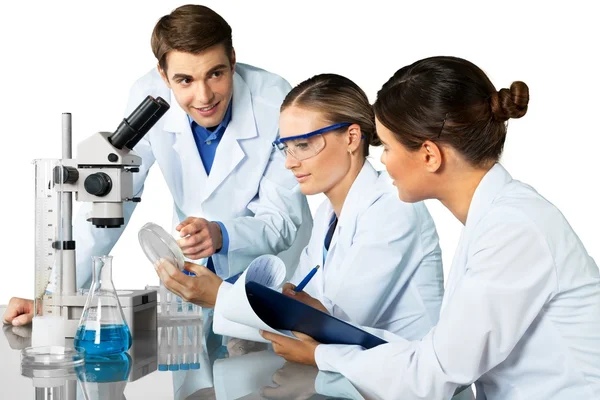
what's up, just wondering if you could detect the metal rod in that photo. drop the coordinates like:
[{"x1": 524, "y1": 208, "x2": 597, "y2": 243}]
[
  {"x1": 62, "y1": 113, "x2": 72, "y2": 159},
  {"x1": 61, "y1": 113, "x2": 76, "y2": 295},
  {"x1": 61, "y1": 113, "x2": 73, "y2": 241}
]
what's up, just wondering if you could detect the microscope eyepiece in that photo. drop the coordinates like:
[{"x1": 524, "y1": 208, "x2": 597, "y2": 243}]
[{"x1": 109, "y1": 96, "x2": 170, "y2": 150}]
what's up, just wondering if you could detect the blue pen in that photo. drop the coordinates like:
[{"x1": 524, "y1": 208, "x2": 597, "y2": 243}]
[{"x1": 294, "y1": 265, "x2": 320, "y2": 292}]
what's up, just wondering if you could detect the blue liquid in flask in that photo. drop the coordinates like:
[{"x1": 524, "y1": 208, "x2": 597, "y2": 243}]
[
  {"x1": 75, "y1": 324, "x2": 132, "y2": 355},
  {"x1": 77, "y1": 256, "x2": 133, "y2": 355}
]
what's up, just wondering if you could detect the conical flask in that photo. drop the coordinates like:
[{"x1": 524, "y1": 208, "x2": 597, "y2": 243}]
[{"x1": 74, "y1": 256, "x2": 132, "y2": 355}]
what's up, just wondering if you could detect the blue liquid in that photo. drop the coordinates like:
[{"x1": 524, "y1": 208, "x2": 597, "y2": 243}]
[{"x1": 74, "y1": 324, "x2": 132, "y2": 355}]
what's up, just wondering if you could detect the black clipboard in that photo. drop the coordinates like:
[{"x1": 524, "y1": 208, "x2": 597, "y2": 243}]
[{"x1": 245, "y1": 281, "x2": 387, "y2": 349}]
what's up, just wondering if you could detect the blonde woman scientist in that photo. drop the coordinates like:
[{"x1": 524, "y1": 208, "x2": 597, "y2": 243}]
[
  {"x1": 273, "y1": 73, "x2": 445, "y2": 338},
  {"x1": 217, "y1": 73, "x2": 445, "y2": 340},
  {"x1": 261, "y1": 57, "x2": 600, "y2": 400}
]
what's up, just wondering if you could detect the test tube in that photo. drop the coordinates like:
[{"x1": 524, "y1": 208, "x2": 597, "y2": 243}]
[
  {"x1": 169, "y1": 325, "x2": 179, "y2": 371},
  {"x1": 166, "y1": 325, "x2": 174, "y2": 370},
  {"x1": 190, "y1": 322, "x2": 200, "y2": 370},
  {"x1": 158, "y1": 326, "x2": 168, "y2": 371},
  {"x1": 180, "y1": 323, "x2": 189, "y2": 370}
]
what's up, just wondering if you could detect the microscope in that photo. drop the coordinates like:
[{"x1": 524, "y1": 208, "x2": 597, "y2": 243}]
[{"x1": 32, "y1": 96, "x2": 169, "y2": 349}]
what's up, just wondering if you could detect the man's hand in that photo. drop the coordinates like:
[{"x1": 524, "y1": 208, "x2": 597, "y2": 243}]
[
  {"x1": 282, "y1": 283, "x2": 329, "y2": 314},
  {"x1": 260, "y1": 331, "x2": 320, "y2": 366},
  {"x1": 155, "y1": 260, "x2": 223, "y2": 308},
  {"x1": 2, "y1": 297, "x2": 34, "y2": 326},
  {"x1": 176, "y1": 217, "x2": 223, "y2": 259}
]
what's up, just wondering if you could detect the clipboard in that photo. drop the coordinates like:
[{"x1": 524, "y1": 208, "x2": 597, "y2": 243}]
[{"x1": 245, "y1": 281, "x2": 387, "y2": 349}]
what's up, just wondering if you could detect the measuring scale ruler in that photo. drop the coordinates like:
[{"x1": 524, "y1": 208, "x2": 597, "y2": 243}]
[{"x1": 33, "y1": 159, "x2": 64, "y2": 317}]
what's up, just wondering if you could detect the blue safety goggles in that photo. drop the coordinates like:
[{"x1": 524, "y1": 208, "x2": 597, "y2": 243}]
[{"x1": 272, "y1": 123, "x2": 352, "y2": 161}]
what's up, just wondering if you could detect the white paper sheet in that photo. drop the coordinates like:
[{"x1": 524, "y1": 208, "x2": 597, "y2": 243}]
[{"x1": 213, "y1": 255, "x2": 297, "y2": 341}]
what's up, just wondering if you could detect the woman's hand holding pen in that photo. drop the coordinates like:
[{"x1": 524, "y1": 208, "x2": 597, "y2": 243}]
[
  {"x1": 282, "y1": 283, "x2": 329, "y2": 314},
  {"x1": 262, "y1": 266, "x2": 326, "y2": 366}
]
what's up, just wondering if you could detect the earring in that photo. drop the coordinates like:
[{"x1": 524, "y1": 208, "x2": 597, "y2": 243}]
[{"x1": 348, "y1": 149, "x2": 353, "y2": 155}]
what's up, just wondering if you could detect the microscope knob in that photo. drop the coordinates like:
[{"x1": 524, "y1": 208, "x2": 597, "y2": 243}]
[
  {"x1": 53, "y1": 166, "x2": 79, "y2": 184},
  {"x1": 84, "y1": 172, "x2": 112, "y2": 197},
  {"x1": 63, "y1": 166, "x2": 79, "y2": 184}
]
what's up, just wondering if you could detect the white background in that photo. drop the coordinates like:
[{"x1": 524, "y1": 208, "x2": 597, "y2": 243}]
[{"x1": 0, "y1": 0, "x2": 598, "y2": 304}]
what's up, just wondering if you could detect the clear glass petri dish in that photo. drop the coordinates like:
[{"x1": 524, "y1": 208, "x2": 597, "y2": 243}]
[
  {"x1": 21, "y1": 346, "x2": 85, "y2": 369},
  {"x1": 138, "y1": 222, "x2": 185, "y2": 270}
]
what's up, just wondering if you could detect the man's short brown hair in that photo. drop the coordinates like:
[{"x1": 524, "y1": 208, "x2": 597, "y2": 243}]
[{"x1": 151, "y1": 4, "x2": 233, "y2": 72}]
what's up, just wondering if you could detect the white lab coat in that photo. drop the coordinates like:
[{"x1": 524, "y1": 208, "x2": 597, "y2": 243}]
[
  {"x1": 290, "y1": 161, "x2": 444, "y2": 339},
  {"x1": 315, "y1": 163, "x2": 600, "y2": 400},
  {"x1": 74, "y1": 63, "x2": 313, "y2": 288}
]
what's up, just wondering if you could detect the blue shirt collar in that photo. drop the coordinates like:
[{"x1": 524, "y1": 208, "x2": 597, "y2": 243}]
[{"x1": 187, "y1": 99, "x2": 233, "y2": 141}]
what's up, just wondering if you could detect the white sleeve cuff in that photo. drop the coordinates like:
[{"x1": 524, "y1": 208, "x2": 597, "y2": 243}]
[{"x1": 315, "y1": 344, "x2": 363, "y2": 373}]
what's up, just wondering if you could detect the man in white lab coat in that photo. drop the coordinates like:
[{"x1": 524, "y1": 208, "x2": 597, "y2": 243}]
[
  {"x1": 3, "y1": 4, "x2": 311, "y2": 325},
  {"x1": 75, "y1": 4, "x2": 312, "y2": 287}
]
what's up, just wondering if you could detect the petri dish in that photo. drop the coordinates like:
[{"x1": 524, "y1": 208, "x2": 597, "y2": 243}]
[
  {"x1": 138, "y1": 222, "x2": 185, "y2": 270},
  {"x1": 21, "y1": 346, "x2": 85, "y2": 369}
]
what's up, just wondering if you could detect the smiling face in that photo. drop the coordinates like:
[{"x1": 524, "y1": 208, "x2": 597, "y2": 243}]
[
  {"x1": 279, "y1": 106, "x2": 353, "y2": 196},
  {"x1": 159, "y1": 44, "x2": 235, "y2": 128}
]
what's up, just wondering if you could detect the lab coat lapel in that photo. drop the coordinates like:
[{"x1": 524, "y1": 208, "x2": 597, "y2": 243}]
[
  {"x1": 442, "y1": 163, "x2": 513, "y2": 310},
  {"x1": 202, "y1": 73, "x2": 257, "y2": 203},
  {"x1": 325, "y1": 162, "x2": 379, "y2": 298},
  {"x1": 314, "y1": 204, "x2": 334, "y2": 298},
  {"x1": 164, "y1": 92, "x2": 208, "y2": 215}
]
